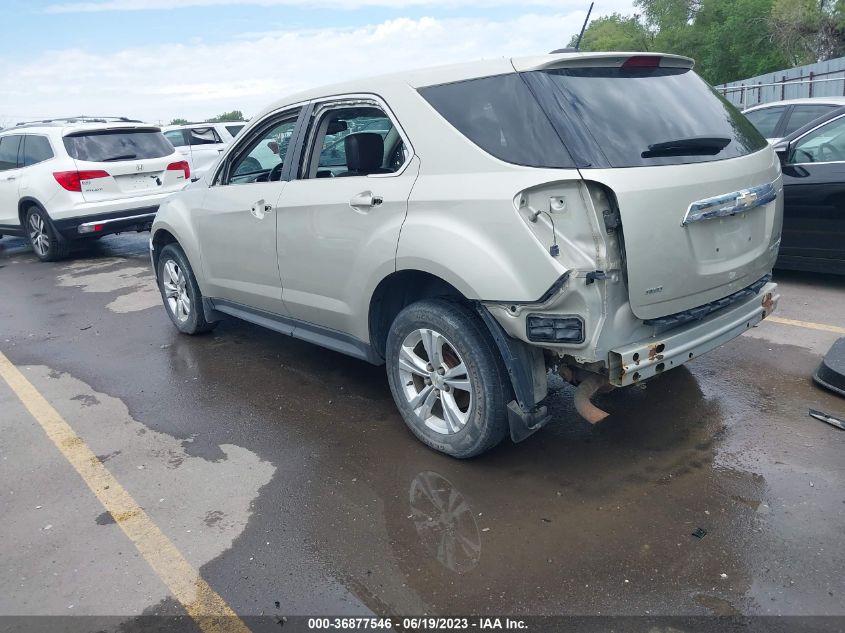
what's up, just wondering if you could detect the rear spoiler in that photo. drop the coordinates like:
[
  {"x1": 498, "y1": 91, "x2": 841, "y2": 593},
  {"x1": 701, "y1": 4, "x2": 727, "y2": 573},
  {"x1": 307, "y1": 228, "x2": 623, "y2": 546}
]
[
  {"x1": 512, "y1": 52, "x2": 694, "y2": 73},
  {"x1": 63, "y1": 126, "x2": 162, "y2": 137}
]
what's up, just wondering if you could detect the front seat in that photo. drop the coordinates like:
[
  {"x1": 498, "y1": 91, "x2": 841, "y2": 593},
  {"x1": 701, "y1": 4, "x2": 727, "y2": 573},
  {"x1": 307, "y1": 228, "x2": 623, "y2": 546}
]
[{"x1": 336, "y1": 132, "x2": 393, "y2": 177}]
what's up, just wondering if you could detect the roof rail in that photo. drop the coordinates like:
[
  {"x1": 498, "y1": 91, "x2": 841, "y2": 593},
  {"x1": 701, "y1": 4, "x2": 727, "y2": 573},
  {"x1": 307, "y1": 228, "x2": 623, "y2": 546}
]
[{"x1": 14, "y1": 116, "x2": 144, "y2": 126}]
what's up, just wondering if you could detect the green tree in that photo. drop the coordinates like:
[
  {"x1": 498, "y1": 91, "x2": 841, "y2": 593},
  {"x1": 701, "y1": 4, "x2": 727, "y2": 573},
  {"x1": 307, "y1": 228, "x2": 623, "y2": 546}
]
[
  {"x1": 568, "y1": 13, "x2": 653, "y2": 51},
  {"x1": 206, "y1": 110, "x2": 245, "y2": 123},
  {"x1": 571, "y1": 0, "x2": 799, "y2": 85},
  {"x1": 169, "y1": 117, "x2": 189, "y2": 125},
  {"x1": 688, "y1": 0, "x2": 790, "y2": 84},
  {"x1": 770, "y1": 0, "x2": 845, "y2": 65}
]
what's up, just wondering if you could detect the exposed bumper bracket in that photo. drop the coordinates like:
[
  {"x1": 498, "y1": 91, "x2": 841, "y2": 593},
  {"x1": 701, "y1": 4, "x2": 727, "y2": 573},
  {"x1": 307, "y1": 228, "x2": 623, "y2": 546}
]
[{"x1": 609, "y1": 282, "x2": 779, "y2": 387}]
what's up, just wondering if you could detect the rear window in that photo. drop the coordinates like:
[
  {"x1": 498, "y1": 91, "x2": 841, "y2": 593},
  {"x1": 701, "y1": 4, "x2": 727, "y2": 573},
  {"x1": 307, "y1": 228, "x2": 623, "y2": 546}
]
[
  {"x1": 525, "y1": 66, "x2": 767, "y2": 168},
  {"x1": 63, "y1": 129, "x2": 173, "y2": 162},
  {"x1": 420, "y1": 66, "x2": 767, "y2": 169}
]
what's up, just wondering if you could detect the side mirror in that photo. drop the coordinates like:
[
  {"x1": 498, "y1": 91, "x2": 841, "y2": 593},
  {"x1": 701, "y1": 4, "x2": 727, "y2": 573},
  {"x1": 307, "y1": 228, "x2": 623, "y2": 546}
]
[{"x1": 774, "y1": 142, "x2": 790, "y2": 166}]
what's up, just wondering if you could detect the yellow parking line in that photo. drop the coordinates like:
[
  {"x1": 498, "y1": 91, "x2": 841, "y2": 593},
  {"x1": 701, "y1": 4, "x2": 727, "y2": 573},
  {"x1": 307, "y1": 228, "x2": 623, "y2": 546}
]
[
  {"x1": 0, "y1": 352, "x2": 251, "y2": 633},
  {"x1": 766, "y1": 315, "x2": 845, "y2": 335}
]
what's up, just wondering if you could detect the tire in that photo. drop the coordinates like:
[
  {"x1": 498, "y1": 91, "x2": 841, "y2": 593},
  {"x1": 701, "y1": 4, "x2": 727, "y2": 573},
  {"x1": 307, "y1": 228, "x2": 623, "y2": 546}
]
[
  {"x1": 385, "y1": 298, "x2": 512, "y2": 458},
  {"x1": 156, "y1": 243, "x2": 217, "y2": 335},
  {"x1": 25, "y1": 207, "x2": 69, "y2": 262}
]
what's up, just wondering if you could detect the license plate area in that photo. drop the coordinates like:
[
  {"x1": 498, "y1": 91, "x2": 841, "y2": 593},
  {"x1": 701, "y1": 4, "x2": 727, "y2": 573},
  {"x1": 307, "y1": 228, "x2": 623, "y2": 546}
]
[{"x1": 118, "y1": 173, "x2": 161, "y2": 192}]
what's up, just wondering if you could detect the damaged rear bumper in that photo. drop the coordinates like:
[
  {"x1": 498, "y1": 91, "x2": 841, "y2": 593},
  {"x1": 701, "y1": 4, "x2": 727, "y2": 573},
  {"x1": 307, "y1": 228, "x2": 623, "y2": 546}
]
[{"x1": 608, "y1": 281, "x2": 779, "y2": 387}]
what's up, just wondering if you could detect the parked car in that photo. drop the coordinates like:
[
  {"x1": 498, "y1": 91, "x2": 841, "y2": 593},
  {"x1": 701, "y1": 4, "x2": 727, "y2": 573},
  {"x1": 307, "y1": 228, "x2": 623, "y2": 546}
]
[
  {"x1": 742, "y1": 97, "x2": 845, "y2": 143},
  {"x1": 0, "y1": 117, "x2": 190, "y2": 261},
  {"x1": 162, "y1": 122, "x2": 246, "y2": 180},
  {"x1": 773, "y1": 106, "x2": 845, "y2": 274},
  {"x1": 150, "y1": 52, "x2": 782, "y2": 458}
]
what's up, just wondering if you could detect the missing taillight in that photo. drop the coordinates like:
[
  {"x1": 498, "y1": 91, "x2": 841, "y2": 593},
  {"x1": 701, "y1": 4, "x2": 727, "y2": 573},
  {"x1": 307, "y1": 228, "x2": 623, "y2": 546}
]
[
  {"x1": 53, "y1": 170, "x2": 110, "y2": 192},
  {"x1": 167, "y1": 160, "x2": 190, "y2": 180}
]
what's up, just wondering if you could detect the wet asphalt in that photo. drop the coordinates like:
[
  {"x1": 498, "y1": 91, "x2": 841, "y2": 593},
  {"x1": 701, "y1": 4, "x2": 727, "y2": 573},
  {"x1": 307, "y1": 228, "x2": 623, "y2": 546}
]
[{"x1": 0, "y1": 233, "x2": 843, "y2": 627}]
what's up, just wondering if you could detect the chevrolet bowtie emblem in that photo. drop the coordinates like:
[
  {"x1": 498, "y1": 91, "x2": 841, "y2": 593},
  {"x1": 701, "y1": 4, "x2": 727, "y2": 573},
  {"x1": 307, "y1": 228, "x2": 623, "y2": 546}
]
[{"x1": 736, "y1": 191, "x2": 758, "y2": 207}]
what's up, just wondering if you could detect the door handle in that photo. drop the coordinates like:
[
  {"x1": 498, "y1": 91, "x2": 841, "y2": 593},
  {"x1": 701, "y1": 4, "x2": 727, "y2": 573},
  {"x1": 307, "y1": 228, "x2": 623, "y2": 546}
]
[
  {"x1": 250, "y1": 199, "x2": 274, "y2": 219},
  {"x1": 3, "y1": 176, "x2": 16, "y2": 181},
  {"x1": 349, "y1": 191, "x2": 383, "y2": 209}
]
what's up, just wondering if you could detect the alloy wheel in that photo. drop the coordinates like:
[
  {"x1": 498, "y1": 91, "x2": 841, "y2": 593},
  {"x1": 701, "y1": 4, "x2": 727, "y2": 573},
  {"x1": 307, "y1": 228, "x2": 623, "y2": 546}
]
[
  {"x1": 162, "y1": 259, "x2": 191, "y2": 322},
  {"x1": 398, "y1": 328, "x2": 473, "y2": 435},
  {"x1": 28, "y1": 213, "x2": 49, "y2": 258}
]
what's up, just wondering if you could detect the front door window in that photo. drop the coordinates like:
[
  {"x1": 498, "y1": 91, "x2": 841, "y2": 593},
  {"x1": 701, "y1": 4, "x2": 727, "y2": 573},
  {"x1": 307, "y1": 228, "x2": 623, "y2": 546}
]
[{"x1": 229, "y1": 118, "x2": 298, "y2": 183}]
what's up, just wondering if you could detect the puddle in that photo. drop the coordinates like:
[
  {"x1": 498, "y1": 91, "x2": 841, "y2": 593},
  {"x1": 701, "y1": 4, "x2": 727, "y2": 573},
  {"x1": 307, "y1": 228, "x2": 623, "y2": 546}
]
[
  {"x1": 56, "y1": 258, "x2": 160, "y2": 313},
  {"x1": 23, "y1": 365, "x2": 275, "y2": 581}
]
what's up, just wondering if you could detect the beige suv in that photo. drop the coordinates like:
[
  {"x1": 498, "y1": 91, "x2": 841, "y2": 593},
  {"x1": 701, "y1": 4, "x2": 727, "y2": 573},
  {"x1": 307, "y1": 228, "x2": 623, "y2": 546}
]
[{"x1": 150, "y1": 52, "x2": 782, "y2": 458}]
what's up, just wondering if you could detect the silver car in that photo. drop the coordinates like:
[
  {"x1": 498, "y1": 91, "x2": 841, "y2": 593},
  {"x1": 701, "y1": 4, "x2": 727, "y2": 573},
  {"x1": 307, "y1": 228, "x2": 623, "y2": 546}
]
[{"x1": 150, "y1": 52, "x2": 782, "y2": 458}]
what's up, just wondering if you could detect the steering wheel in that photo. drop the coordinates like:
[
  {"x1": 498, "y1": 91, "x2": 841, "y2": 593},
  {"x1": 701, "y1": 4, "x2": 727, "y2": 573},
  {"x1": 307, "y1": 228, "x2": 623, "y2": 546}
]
[
  {"x1": 269, "y1": 161, "x2": 285, "y2": 182},
  {"x1": 819, "y1": 142, "x2": 838, "y2": 162},
  {"x1": 794, "y1": 148, "x2": 815, "y2": 163}
]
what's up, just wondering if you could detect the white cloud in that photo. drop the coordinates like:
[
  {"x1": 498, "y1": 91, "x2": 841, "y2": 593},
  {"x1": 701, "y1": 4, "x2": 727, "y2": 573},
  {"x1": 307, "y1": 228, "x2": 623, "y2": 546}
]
[
  {"x1": 45, "y1": 0, "x2": 599, "y2": 13},
  {"x1": 0, "y1": 10, "x2": 632, "y2": 124}
]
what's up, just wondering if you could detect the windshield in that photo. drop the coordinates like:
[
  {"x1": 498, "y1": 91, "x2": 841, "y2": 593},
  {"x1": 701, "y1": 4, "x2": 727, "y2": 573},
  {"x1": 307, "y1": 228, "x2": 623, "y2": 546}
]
[
  {"x1": 525, "y1": 66, "x2": 767, "y2": 168},
  {"x1": 63, "y1": 129, "x2": 173, "y2": 162}
]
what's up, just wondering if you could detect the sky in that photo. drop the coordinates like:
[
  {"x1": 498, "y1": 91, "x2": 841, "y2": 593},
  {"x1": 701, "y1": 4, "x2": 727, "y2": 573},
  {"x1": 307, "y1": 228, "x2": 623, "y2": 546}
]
[{"x1": 1, "y1": 0, "x2": 637, "y2": 125}]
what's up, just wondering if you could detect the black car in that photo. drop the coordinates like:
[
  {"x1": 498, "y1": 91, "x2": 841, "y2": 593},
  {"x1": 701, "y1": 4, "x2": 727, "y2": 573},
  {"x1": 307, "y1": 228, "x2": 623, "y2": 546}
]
[{"x1": 774, "y1": 105, "x2": 845, "y2": 274}]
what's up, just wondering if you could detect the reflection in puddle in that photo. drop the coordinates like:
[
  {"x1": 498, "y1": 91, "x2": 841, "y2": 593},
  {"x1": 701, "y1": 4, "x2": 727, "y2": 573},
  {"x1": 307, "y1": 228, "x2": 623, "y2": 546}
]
[{"x1": 409, "y1": 471, "x2": 480, "y2": 574}]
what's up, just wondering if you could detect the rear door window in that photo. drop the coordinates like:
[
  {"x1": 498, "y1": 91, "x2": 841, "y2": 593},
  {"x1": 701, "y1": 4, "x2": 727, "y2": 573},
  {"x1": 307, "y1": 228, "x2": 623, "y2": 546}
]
[
  {"x1": 744, "y1": 106, "x2": 788, "y2": 138},
  {"x1": 21, "y1": 135, "x2": 54, "y2": 166},
  {"x1": 64, "y1": 129, "x2": 173, "y2": 162},
  {"x1": 226, "y1": 124, "x2": 245, "y2": 137},
  {"x1": 783, "y1": 104, "x2": 839, "y2": 136},
  {"x1": 187, "y1": 127, "x2": 222, "y2": 146},
  {"x1": 0, "y1": 135, "x2": 22, "y2": 171}
]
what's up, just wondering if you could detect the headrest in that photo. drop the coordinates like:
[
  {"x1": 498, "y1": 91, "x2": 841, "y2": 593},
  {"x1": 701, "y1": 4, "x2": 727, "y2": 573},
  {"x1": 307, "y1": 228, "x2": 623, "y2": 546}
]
[{"x1": 344, "y1": 132, "x2": 384, "y2": 172}]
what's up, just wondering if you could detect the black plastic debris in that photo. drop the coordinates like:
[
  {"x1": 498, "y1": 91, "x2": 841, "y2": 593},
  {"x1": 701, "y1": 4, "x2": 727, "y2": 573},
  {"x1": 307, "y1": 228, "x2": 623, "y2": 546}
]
[
  {"x1": 691, "y1": 527, "x2": 707, "y2": 539},
  {"x1": 809, "y1": 409, "x2": 845, "y2": 431},
  {"x1": 814, "y1": 337, "x2": 845, "y2": 397}
]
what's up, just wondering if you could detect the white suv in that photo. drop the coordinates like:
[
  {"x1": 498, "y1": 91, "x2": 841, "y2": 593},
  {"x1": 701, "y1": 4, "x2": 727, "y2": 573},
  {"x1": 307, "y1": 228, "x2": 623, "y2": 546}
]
[
  {"x1": 0, "y1": 118, "x2": 189, "y2": 261},
  {"x1": 162, "y1": 122, "x2": 246, "y2": 181}
]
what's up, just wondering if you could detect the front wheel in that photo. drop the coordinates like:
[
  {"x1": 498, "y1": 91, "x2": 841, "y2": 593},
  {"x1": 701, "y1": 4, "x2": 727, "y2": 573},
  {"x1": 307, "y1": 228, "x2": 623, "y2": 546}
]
[
  {"x1": 385, "y1": 299, "x2": 512, "y2": 458},
  {"x1": 156, "y1": 243, "x2": 217, "y2": 334}
]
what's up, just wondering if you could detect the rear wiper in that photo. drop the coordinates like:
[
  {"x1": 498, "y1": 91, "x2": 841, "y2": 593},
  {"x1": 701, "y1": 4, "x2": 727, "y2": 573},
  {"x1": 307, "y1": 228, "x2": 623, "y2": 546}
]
[
  {"x1": 101, "y1": 154, "x2": 138, "y2": 161},
  {"x1": 642, "y1": 136, "x2": 730, "y2": 158}
]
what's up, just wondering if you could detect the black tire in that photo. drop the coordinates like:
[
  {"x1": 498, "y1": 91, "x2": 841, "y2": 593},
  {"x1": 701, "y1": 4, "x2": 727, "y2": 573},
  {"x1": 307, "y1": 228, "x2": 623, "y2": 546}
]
[
  {"x1": 25, "y1": 206, "x2": 69, "y2": 262},
  {"x1": 156, "y1": 243, "x2": 217, "y2": 335},
  {"x1": 386, "y1": 299, "x2": 512, "y2": 458}
]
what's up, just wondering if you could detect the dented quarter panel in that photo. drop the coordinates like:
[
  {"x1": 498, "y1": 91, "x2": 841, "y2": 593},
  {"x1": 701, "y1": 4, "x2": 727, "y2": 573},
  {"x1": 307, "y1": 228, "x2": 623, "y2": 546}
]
[{"x1": 398, "y1": 170, "x2": 582, "y2": 302}]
